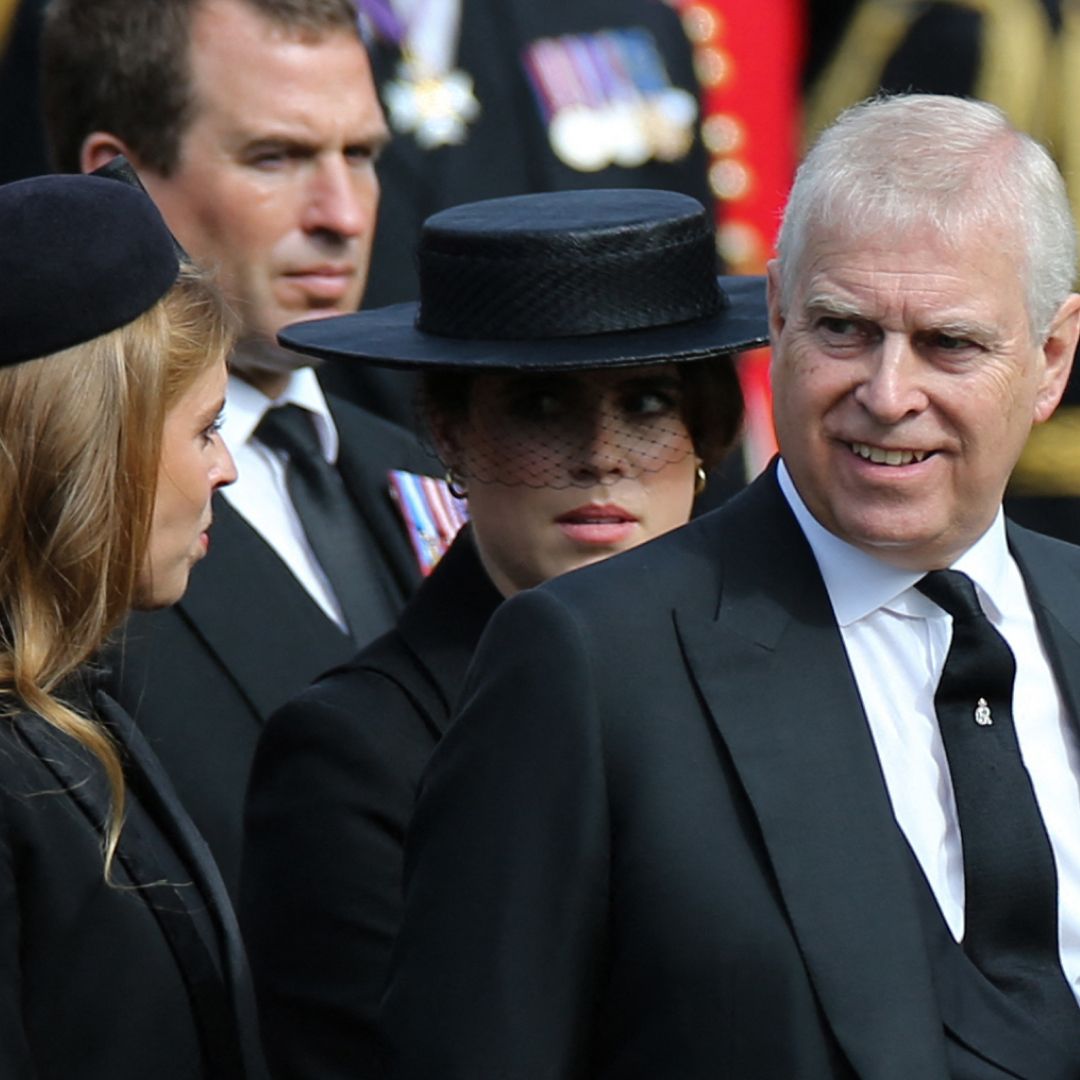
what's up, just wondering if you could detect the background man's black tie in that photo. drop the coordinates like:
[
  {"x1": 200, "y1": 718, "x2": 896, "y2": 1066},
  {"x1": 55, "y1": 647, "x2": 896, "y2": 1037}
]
[
  {"x1": 916, "y1": 569, "x2": 1079, "y2": 1038},
  {"x1": 255, "y1": 403, "x2": 397, "y2": 646}
]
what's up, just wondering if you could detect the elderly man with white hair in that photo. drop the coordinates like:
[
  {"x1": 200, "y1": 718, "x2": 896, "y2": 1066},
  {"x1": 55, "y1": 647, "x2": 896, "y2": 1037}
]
[{"x1": 382, "y1": 94, "x2": 1080, "y2": 1079}]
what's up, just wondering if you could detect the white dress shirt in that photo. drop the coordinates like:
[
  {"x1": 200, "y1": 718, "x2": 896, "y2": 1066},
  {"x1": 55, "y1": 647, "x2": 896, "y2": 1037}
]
[
  {"x1": 218, "y1": 368, "x2": 348, "y2": 631},
  {"x1": 777, "y1": 460, "x2": 1080, "y2": 1004}
]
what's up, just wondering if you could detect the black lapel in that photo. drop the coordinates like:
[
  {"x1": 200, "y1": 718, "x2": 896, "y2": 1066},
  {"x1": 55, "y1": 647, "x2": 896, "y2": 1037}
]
[
  {"x1": 674, "y1": 470, "x2": 950, "y2": 1080},
  {"x1": 173, "y1": 493, "x2": 353, "y2": 721},
  {"x1": 337, "y1": 529, "x2": 501, "y2": 741},
  {"x1": 393, "y1": 527, "x2": 502, "y2": 735},
  {"x1": 329, "y1": 394, "x2": 431, "y2": 599},
  {"x1": 95, "y1": 692, "x2": 268, "y2": 1079},
  {"x1": 1008, "y1": 521, "x2": 1080, "y2": 737}
]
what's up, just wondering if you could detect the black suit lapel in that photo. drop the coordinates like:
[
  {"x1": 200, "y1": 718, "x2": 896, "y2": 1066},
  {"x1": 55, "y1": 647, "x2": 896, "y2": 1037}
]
[
  {"x1": 394, "y1": 528, "x2": 503, "y2": 734},
  {"x1": 330, "y1": 396, "x2": 426, "y2": 602},
  {"x1": 95, "y1": 692, "x2": 268, "y2": 1079},
  {"x1": 1009, "y1": 521, "x2": 1080, "y2": 737},
  {"x1": 675, "y1": 472, "x2": 950, "y2": 1080},
  {"x1": 174, "y1": 493, "x2": 353, "y2": 721}
]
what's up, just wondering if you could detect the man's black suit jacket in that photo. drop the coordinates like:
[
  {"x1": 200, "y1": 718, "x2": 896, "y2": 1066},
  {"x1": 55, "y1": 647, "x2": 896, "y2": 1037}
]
[
  {"x1": 0, "y1": 688, "x2": 267, "y2": 1079},
  {"x1": 108, "y1": 393, "x2": 434, "y2": 897},
  {"x1": 383, "y1": 465, "x2": 1080, "y2": 1078}
]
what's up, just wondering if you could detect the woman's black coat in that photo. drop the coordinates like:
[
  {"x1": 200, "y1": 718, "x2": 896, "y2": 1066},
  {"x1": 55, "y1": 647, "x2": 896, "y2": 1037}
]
[
  {"x1": 241, "y1": 529, "x2": 501, "y2": 1079},
  {"x1": 0, "y1": 682, "x2": 267, "y2": 1079}
]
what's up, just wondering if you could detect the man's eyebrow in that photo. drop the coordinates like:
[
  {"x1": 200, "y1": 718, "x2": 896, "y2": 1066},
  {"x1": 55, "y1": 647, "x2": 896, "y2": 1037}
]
[
  {"x1": 918, "y1": 318, "x2": 1000, "y2": 342},
  {"x1": 800, "y1": 293, "x2": 867, "y2": 319},
  {"x1": 360, "y1": 128, "x2": 392, "y2": 153},
  {"x1": 799, "y1": 295, "x2": 999, "y2": 342},
  {"x1": 236, "y1": 134, "x2": 315, "y2": 155},
  {"x1": 235, "y1": 127, "x2": 390, "y2": 155},
  {"x1": 349, "y1": 128, "x2": 391, "y2": 163}
]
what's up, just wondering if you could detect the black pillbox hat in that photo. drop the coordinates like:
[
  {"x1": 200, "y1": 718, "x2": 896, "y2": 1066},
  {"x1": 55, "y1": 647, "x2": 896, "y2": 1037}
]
[{"x1": 0, "y1": 173, "x2": 180, "y2": 367}]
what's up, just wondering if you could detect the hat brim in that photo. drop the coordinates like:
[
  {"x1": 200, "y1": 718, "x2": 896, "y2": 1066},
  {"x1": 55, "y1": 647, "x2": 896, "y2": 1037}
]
[{"x1": 279, "y1": 275, "x2": 769, "y2": 372}]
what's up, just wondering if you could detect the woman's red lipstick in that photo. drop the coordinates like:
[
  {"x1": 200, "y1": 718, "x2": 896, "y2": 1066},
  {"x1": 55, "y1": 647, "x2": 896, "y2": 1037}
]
[{"x1": 555, "y1": 503, "x2": 639, "y2": 545}]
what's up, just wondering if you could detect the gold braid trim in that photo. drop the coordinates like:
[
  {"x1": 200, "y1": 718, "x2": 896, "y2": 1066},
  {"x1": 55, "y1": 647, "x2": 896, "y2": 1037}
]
[
  {"x1": 1056, "y1": 2, "x2": 1080, "y2": 230},
  {"x1": 804, "y1": 0, "x2": 1054, "y2": 151},
  {"x1": 804, "y1": 0, "x2": 917, "y2": 150},
  {"x1": 972, "y1": 0, "x2": 1054, "y2": 140},
  {"x1": 0, "y1": 0, "x2": 20, "y2": 53},
  {"x1": 1010, "y1": 408, "x2": 1080, "y2": 496}
]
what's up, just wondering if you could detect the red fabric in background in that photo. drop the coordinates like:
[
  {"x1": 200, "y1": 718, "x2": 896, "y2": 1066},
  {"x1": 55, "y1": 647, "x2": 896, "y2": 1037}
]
[{"x1": 671, "y1": 0, "x2": 804, "y2": 473}]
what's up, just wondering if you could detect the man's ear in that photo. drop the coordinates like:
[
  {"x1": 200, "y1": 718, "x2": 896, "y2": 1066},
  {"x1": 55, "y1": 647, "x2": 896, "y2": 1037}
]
[
  {"x1": 1034, "y1": 293, "x2": 1080, "y2": 424},
  {"x1": 766, "y1": 259, "x2": 785, "y2": 345},
  {"x1": 79, "y1": 132, "x2": 139, "y2": 175}
]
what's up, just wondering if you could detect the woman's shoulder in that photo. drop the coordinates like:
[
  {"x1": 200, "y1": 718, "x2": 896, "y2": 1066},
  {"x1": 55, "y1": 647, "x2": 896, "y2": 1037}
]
[
  {"x1": 0, "y1": 705, "x2": 90, "y2": 787},
  {"x1": 297, "y1": 626, "x2": 430, "y2": 711},
  {"x1": 261, "y1": 628, "x2": 442, "y2": 761},
  {"x1": 0, "y1": 705, "x2": 112, "y2": 869}
]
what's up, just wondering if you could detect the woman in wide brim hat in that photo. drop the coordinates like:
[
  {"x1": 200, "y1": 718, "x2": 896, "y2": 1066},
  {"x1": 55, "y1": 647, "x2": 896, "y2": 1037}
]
[
  {"x1": 0, "y1": 171, "x2": 269, "y2": 1079},
  {"x1": 240, "y1": 187, "x2": 768, "y2": 1077}
]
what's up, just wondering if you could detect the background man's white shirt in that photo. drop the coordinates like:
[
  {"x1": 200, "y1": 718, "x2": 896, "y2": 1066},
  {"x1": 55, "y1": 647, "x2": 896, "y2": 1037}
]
[{"x1": 219, "y1": 367, "x2": 348, "y2": 631}]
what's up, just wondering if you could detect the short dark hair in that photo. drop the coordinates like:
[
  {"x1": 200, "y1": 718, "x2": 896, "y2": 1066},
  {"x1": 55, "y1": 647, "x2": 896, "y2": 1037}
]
[
  {"x1": 678, "y1": 355, "x2": 745, "y2": 470},
  {"x1": 421, "y1": 356, "x2": 746, "y2": 474},
  {"x1": 43, "y1": 0, "x2": 361, "y2": 175}
]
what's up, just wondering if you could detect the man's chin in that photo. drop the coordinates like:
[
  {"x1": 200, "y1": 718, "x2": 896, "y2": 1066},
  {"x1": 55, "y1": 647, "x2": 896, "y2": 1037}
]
[
  {"x1": 231, "y1": 334, "x2": 319, "y2": 378},
  {"x1": 281, "y1": 303, "x2": 357, "y2": 325}
]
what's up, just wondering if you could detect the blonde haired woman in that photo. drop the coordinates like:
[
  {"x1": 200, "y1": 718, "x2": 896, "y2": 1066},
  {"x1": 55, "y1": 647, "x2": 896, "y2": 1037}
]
[{"x1": 0, "y1": 173, "x2": 265, "y2": 1078}]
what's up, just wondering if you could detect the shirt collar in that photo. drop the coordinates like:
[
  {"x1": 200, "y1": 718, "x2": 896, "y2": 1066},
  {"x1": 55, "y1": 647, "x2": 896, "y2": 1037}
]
[
  {"x1": 776, "y1": 459, "x2": 1009, "y2": 626},
  {"x1": 221, "y1": 366, "x2": 339, "y2": 464}
]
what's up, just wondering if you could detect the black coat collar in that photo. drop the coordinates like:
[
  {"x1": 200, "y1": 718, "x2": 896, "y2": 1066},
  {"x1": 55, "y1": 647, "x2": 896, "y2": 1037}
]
[
  {"x1": 395, "y1": 527, "x2": 502, "y2": 729},
  {"x1": 347, "y1": 527, "x2": 502, "y2": 737}
]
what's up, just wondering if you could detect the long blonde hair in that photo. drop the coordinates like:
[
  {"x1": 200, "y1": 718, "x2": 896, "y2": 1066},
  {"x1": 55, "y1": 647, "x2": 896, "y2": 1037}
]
[{"x1": 0, "y1": 261, "x2": 234, "y2": 873}]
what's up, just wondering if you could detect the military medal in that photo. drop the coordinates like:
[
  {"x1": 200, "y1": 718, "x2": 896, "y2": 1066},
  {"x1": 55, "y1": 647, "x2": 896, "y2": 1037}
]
[
  {"x1": 549, "y1": 106, "x2": 611, "y2": 173},
  {"x1": 617, "y1": 28, "x2": 697, "y2": 162},
  {"x1": 523, "y1": 28, "x2": 698, "y2": 173},
  {"x1": 527, "y1": 37, "x2": 609, "y2": 172},
  {"x1": 359, "y1": 0, "x2": 480, "y2": 148},
  {"x1": 384, "y1": 60, "x2": 479, "y2": 149},
  {"x1": 389, "y1": 469, "x2": 468, "y2": 575}
]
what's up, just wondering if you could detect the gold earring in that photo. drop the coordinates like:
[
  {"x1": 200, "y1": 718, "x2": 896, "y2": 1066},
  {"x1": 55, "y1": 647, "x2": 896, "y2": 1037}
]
[
  {"x1": 445, "y1": 468, "x2": 468, "y2": 499},
  {"x1": 694, "y1": 463, "x2": 707, "y2": 497}
]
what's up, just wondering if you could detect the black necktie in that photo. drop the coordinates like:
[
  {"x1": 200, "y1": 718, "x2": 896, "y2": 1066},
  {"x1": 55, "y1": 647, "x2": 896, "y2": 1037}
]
[
  {"x1": 255, "y1": 404, "x2": 397, "y2": 646},
  {"x1": 916, "y1": 570, "x2": 1079, "y2": 1034}
]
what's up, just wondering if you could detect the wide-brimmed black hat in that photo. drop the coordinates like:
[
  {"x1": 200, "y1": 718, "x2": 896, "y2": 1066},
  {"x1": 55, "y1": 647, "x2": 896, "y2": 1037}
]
[
  {"x1": 279, "y1": 189, "x2": 768, "y2": 371},
  {"x1": 0, "y1": 171, "x2": 180, "y2": 367}
]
